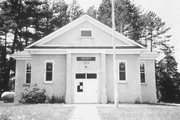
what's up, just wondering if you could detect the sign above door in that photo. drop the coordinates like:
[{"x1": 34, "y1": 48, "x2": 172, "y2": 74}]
[{"x1": 77, "y1": 57, "x2": 95, "y2": 61}]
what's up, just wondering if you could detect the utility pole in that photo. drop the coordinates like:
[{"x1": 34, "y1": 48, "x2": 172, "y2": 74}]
[{"x1": 111, "y1": 0, "x2": 118, "y2": 108}]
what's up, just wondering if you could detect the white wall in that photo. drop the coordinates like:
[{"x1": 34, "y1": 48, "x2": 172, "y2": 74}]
[
  {"x1": 106, "y1": 54, "x2": 142, "y2": 103},
  {"x1": 141, "y1": 59, "x2": 157, "y2": 103},
  {"x1": 31, "y1": 54, "x2": 66, "y2": 99},
  {"x1": 44, "y1": 21, "x2": 128, "y2": 46},
  {"x1": 14, "y1": 60, "x2": 26, "y2": 103}
]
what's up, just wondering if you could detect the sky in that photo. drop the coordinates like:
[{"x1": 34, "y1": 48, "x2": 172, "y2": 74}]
[{"x1": 64, "y1": 0, "x2": 180, "y2": 71}]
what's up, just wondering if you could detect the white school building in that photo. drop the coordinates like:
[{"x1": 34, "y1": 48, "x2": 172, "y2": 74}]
[{"x1": 12, "y1": 14, "x2": 158, "y2": 103}]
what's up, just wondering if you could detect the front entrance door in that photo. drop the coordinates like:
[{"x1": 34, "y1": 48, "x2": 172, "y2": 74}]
[{"x1": 74, "y1": 73, "x2": 98, "y2": 103}]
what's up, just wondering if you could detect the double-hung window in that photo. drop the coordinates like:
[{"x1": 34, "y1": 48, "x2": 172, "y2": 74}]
[
  {"x1": 140, "y1": 62, "x2": 145, "y2": 83},
  {"x1": 25, "y1": 61, "x2": 31, "y2": 84},
  {"x1": 119, "y1": 61, "x2": 126, "y2": 82},
  {"x1": 45, "y1": 61, "x2": 53, "y2": 83}
]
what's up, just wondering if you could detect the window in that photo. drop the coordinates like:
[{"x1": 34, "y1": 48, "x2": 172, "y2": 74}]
[
  {"x1": 87, "y1": 73, "x2": 97, "y2": 79},
  {"x1": 77, "y1": 82, "x2": 83, "y2": 92},
  {"x1": 76, "y1": 73, "x2": 86, "y2": 79},
  {"x1": 140, "y1": 62, "x2": 145, "y2": 83},
  {"x1": 45, "y1": 61, "x2": 53, "y2": 82},
  {"x1": 81, "y1": 29, "x2": 92, "y2": 37},
  {"x1": 26, "y1": 61, "x2": 31, "y2": 84},
  {"x1": 75, "y1": 73, "x2": 97, "y2": 79},
  {"x1": 119, "y1": 61, "x2": 126, "y2": 81}
]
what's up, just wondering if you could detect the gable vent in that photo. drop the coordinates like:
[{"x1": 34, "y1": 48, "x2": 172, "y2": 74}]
[{"x1": 81, "y1": 29, "x2": 92, "y2": 37}]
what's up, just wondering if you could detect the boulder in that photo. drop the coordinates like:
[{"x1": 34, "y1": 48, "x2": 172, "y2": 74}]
[{"x1": 1, "y1": 92, "x2": 15, "y2": 103}]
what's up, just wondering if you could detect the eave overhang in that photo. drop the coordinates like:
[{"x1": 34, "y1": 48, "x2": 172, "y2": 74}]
[{"x1": 25, "y1": 46, "x2": 146, "y2": 55}]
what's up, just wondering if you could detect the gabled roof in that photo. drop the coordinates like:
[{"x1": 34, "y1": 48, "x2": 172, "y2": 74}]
[{"x1": 26, "y1": 14, "x2": 145, "y2": 49}]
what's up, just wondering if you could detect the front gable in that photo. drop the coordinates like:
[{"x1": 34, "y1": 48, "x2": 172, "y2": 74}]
[
  {"x1": 42, "y1": 21, "x2": 129, "y2": 46},
  {"x1": 27, "y1": 14, "x2": 145, "y2": 49}
]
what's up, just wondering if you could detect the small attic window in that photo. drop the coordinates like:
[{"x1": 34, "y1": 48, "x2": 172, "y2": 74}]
[{"x1": 80, "y1": 29, "x2": 92, "y2": 38}]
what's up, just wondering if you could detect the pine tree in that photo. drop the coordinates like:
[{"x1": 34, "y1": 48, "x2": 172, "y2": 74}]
[
  {"x1": 98, "y1": 0, "x2": 143, "y2": 41},
  {"x1": 86, "y1": 5, "x2": 98, "y2": 19},
  {"x1": 0, "y1": 1, "x2": 15, "y2": 92},
  {"x1": 98, "y1": 0, "x2": 112, "y2": 27},
  {"x1": 0, "y1": 0, "x2": 70, "y2": 91},
  {"x1": 156, "y1": 44, "x2": 180, "y2": 102},
  {"x1": 141, "y1": 11, "x2": 170, "y2": 51},
  {"x1": 51, "y1": 0, "x2": 69, "y2": 30},
  {"x1": 69, "y1": 0, "x2": 84, "y2": 21}
]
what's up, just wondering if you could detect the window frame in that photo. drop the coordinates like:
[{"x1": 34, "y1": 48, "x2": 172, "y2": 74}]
[
  {"x1": 25, "y1": 61, "x2": 31, "y2": 84},
  {"x1": 44, "y1": 60, "x2": 54, "y2": 83},
  {"x1": 140, "y1": 61, "x2": 146, "y2": 84},
  {"x1": 80, "y1": 28, "x2": 93, "y2": 38},
  {"x1": 118, "y1": 60, "x2": 127, "y2": 83}
]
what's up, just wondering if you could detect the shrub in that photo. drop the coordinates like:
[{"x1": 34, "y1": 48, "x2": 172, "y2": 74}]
[
  {"x1": 19, "y1": 87, "x2": 47, "y2": 104},
  {"x1": 48, "y1": 95, "x2": 65, "y2": 103},
  {"x1": 134, "y1": 97, "x2": 141, "y2": 104},
  {"x1": 1, "y1": 92, "x2": 14, "y2": 103}
]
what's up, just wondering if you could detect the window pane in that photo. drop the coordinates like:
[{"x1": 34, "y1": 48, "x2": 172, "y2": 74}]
[
  {"x1": 76, "y1": 73, "x2": 85, "y2": 79},
  {"x1": 87, "y1": 73, "x2": 97, "y2": 79},
  {"x1": 81, "y1": 30, "x2": 92, "y2": 37},
  {"x1": 26, "y1": 62, "x2": 31, "y2": 84},
  {"x1": 77, "y1": 82, "x2": 83, "y2": 92},
  {"x1": 26, "y1": 62, "x2": 31, "y2": 71},
  {"x1": 46, "y1": 63, "x2": 52, "y2": 71},
  {"x1": 46, "y1": 72, "x2": 52, "y2": 81},
  {"x1": 140, "y1": 62, "x2": 145, "y2": 72},
  {"x1": 26, "y1": 73, "x2": 31, "y2": 83},
  {"x1": 141, "y1": 73, "x2": 145, "y2": 83},
  {"x1": 119, "y1": 72, "x2": 126, "y2": 80},
  {"x1": 119, "y1": 62, "x2": 125, "y2": 71}
]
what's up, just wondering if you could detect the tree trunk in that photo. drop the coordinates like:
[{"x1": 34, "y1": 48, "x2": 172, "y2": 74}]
[
  {"x1": 11, "y1": 28, "x2": 18, "y2": 54},
  {"x1": 2, "y1": 31, "x2": 10, "y2": 91}
]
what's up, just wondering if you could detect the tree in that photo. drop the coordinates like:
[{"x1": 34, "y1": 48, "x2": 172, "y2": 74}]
[
  {"x1": 38, "y1": 0, "x2": 54, "y2": 36},
  {"x1": 51, "y1": 0, "x2": 69, "y2": 30},
  {"x1": 98, "y1": 0, "x2": 112, "y2": 27},
  {"x1": 1, "y1": 0, "x2": 25, "y2": 53},
  {"x1": 97, "y1": 0, "x2": 171, "y2": 50},
  {"x1": 0, "y1": 1, "x2": 14, "y2": 92},
  {"x1": 22, "y1": 0, "x2": 45, "y2": 46},
  {"x1": 0, "y1": 0, "x2": 70, "y2": 92},
  {"x1": 0, "y1": 43, "x2": 6, "y2": 93},
  {"x1": 141, "y1": 11, "x2": 170, "y2": 51},
  {"x1": 25, "y1": 0, "x2": 49, "y2": 42},
  {"x1": 98, "y1": 0, "x2": 143, "y2": 42},
  {"x1": 68, "y1": 0, "x2": 84, "y2": 21},
  {"x1": 156, "y1": 44, "x2": 180, "y2": 103},
  {"x1": 86, "y1": 5, "x2": 98, "y2": 19}
]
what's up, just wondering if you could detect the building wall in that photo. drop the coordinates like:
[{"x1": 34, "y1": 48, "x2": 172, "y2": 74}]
[
  {"x1": 14, "y1": 54, "x2": 157, "y2": 103},
  {"x1": 106, "y1": 54, "x2": 142, "y2": 103},
  {"x1": 141, "y1": 59, "x2": 157, "y2": 103},
  {"x1": 14, "y1": 60, "x2": 26, "y2": 103},
  {"x1": 106, "y1": 54, "x2": 114, "y2": 103},
  {"x1": 31, "y1": 54, "x2": 66, "y2": 99}
]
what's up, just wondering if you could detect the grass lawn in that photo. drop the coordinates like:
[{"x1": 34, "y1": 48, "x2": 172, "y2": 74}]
[
  {"x1": 98, "y1": 104, "x2": 180, "y2": 120},
  {"x1": 0, "y1": 103, "x2": 74, "y2": 120}
]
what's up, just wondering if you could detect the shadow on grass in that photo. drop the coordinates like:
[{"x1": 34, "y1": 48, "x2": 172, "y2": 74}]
[
  {"x1": 107, "y1": 102, "x2": 179, "y2": 107},
  {"x1": 138, "y1": 102, "x2": 179, "y2": 107}
]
